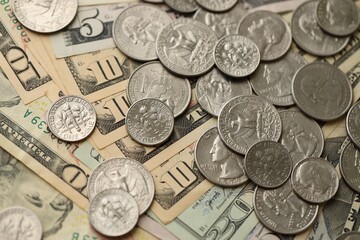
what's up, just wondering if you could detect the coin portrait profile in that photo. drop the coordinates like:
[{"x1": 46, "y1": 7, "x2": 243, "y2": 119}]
[
  {"x1": 299, "y1": 12, "x2": 323, "y2": 42},
  {"x1": 122, "y1": 16, "x2": 161, "y2": 46},
  {"x1": 263, "y1": 60, "x2": 292, "y2": 97},
  {"x1": 23, "y1": 0, "x2": 62, "y2": 26},
  {"x1": 325, "y1": 0, "x2": 354, "y2": 27}
]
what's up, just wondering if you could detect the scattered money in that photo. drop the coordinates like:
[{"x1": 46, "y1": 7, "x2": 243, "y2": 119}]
[
  {"x1": 196, "y1": 0, "x2": 238, "y2": 13},
  {"x1": 164, "y1": 0, "x2": 199, "y2": 13},
  {"x1": 340, "y1": 142, "x2": 360, "y2": 193},
  {"x1": 346, "y1": 101, "x2": 360, "y2": 149}
]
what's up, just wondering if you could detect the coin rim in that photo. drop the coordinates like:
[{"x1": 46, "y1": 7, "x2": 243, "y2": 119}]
[
  {"x1": 339, "y1": 141, "x2": 360, "y2": 193},
  {"x1": 195, "y1": 0, "x2": 238, "y2": 13},
  {"x1": 346, "y1": 101, "x2": 360, "y2": 149}
]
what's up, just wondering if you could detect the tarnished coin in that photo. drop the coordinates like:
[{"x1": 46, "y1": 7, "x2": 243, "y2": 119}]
[
  {"x1": 89, "y1": 189, "x2": 139, "y2": 237},
  {"x1": 317, "y1": 0, "x2": 360, "y2": 36},
  {"x1": 87, "y1": 157, "x2": 155, "y2": 214},
  {"x1": 218, "y1": 95, "x2": 282, "y2": 155},
  {"x1": 196, "y1": 68, "x2": 252, "y2": 117},
  {"x1": 127, "y1": 62, "x2": 191, "y2": 117},
  {"x1": 245, "y1": 140, "x2": 292, "y2": 188},
  {"x1": 113, "y1": 4, "x2": 172, "y2": 61},
  {"x1": 196, "y1": 0, "x2": 238, "y2": 12},
  {"x1": 279, "y1": 109, "x2": 324, "y2": 164},
  {"x1": 126, "y1": 98, "x2": 174, "y2": 146},
  {"x1": 250, "y1": 51, "x2": 307, "y2": 106},
  {"x1": 12, "y1": 0, "x2": 77, "y2": 33},
  {"x1": 195, "y1": 127, "x2": 248, "y2": 187},
  {"x1": 340, "y1": 142, "x2": 360, "y2": 193},
  {"x1": 156, "y1": 18, "x2": 217, "y2": 77},
  {"x1": 336, "y1": 231, "x2": 360, "y2": 240},
  {"x1": 291, "y1": 0, "x2": 350, "y2": 56},
  {"x1": 292, "y1": 62, "x2": 352, "y2": 121},
  {"x1": 193, "y1": 3, "x2": 247, "y2": 38},
  {"x1": 237, "y1": 10, "x2": 292, "y2": 61},
  {"x1": 291, "y1": 157, "x2": 339, "y2": 203},
  {"x1": 47, "y1": 95, "x2": 97, "y2": 142},
  {"x1": 214, "y1": 35, "x2": 260, "y2": 77},
  {"x1": 346, "y1": 101, "x2": 360, "y2": 149},
  {"x1": 254, "y1": 181, "x2": 319, "y2": 235},
  {"x1": 0, "y1": 206, "x2": 42, "y2": 240},
  {"x1": 164, "y1": 0, "x2": 199, "y2": 13}
]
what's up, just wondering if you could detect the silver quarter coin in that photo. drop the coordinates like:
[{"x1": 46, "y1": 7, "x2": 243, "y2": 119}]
[
  {"x1": 113, "y1": 4, "x2": 172, "y2": 61},
  {"x1": 214, "y1": 34, "x2": 260, "y2": 77},
  {"x1": 279, "y1": 109, "x2": 324, "y2": 164},
  {"x1": 317, "y1": 0, "x2": 360, "y2": 36},
  {"x1": 336, "y1": 231, "x2": 360, "y2": 240},
  {"x1": 196, "y1": 68, "x2": 252, "y2": 117},
  {"x1": 237, "y1": 10, "x2": 292, "y2": 61},
  {"x1": 89, "y1": 188, "x2": 139, "y2": 237},
  {"x1": 245, "y1": 140, "x2": 292, "y2": 188},
  {"x1": 250, "y1": 51, "x2": 307, "y2": 107},
  {"x1": 126, "y1": 98, "x2": 174, "y2": 146},
  {"x1": 195, "y1": 127, "x2": 248, "y2": 187},
  {"x1": 291, "y1": 0, "x2": 350, "y2": 56},
  {"x1": 196, "y1": 0, "x2": 238, "y2": 12},
  {"x1": 291, "y1": 157, "x2": 339, "y2": 203},
  {"x1": 292, "y1": 62, "x2": 352, "y2": 121},
  {"x1": 87, "y1": 157, "x2": 155, "y2": 214},
  {"x1": 0, "y1": 206, "x2": 42, "y2": 240},
  {"x1": 340, "y1": 142, "x2": 360, "y2": 193},
  {"x1": 346, "y1": 101, "x2": 360, "y2": 149},
  {"x1": 164, "y1": 0, "x2": 199, "y2": 13},
  {"x1": 127, "y1": 62, "x2": 191, "y2": 118},
  {"x1": 12, "y1": 0, "x2": 77, "y2": 33},
  {"x1": 254, "y1": 181, "x2": 319, "y2": 235},
  {"x1": 218, "y1": 95, "x2": 282, "y2": 155},
  {"x1": 156, "y1": 18, "x2": 218, "y2": 77},
  {"x1": 143, "y1": 0, "x2": 163, "y2": 2},
  {"x1": 47, "y1": 95, "x2": 97, "y2": 142}
]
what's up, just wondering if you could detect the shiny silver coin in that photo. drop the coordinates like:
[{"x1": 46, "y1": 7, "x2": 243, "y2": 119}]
[
  {"x1": 340, "y1": 142, "x2": 360, "y2": 193},
  {"x1": 291, "y1": 0, "x2": 350, "y2": 56},
  {"x1": 87, "y1": 157, "x2": 155, "y2": 214},
  {"x1": 237, "y1": 10, "x2": 292, "y2": 61},
  {"x1": 336, "y1": 231, "x2": 360, "y2": 240},
  {"x1": 12, "y1": 0, "x2": 77, "y2": 33},
  {"x1": 254, "y1": 181, "x2": 319, "y2": 235},
  {"x1": 218, "y1": 95, "x2": 282, "y2": 155},
  {"x1": 126, "y1": 98, "x2": 174, "y2": 146},
  {"x1": 156, "y1": 18, "x2": 218, "y2": 77},
  {"x1": 195, "y1": 127, "x2": 248, "y2": 187},
  {"x1": 279, "y1": 109, "x2": 324, "y2": 164},
  {"x1": 214, "y1": 34, "x2": 260, "y2": 77},
  {"x1": 47, "y1": 95, "x2": 97, "y2": 142},
  {"x1": 292, "y1": 62, "x2": 352, "y2": 121},
  {"x1": 193, "y1": 3, "x2": 247, "y2": 38},
  {"x1": 291, "y1": 157, "x2": 339, "y2": 203},
  {"x1": 317, "y1": 0, "x2": 360, "y2": 37},
  {"x1": 196, "y1": 68, "x2": 252, "y2": 117},
  {"x1": 143, "y1": 0, "x2": 163, "y2": 2},
  {"x1": 346, "y1": 101, "x2": 360, "y2": 149},
  {"x1": 250, "y1": 51, "x2": 307, "y2": 107},
  {"x1": 89, "y1": 188, "x2": 139, "y2": 237},
  {"x1": 245, "y1": 140, "x2": 292, "y2": 188},
  {"x1": 196, "y1": 0, "x2": 238, "y2": 12},
  {"x1": 113, "y1": 4, "x2": 172, "y2": 61},
  {"x1": 127, "y1": 61, "x2": 191, "y2": 118},
  {"x1": 164, "y1": 0, "x2": 199, "y2": 13}
]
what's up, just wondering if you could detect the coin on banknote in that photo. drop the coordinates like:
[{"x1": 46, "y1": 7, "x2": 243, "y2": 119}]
[
  {"x1": 164, "y1": 0, "x2": 199, "y2": 13},
  {"x1": 126, "y1": 98, "x2": 174, "y2": 146},
  {"x1": 340, "y1": 142, "x2": 360, "y2": 193},
  {"x1": 89, "y1": 188, "x2": 139, "y2": 237},
  {"x1": 156, "y1": 18, "x2": 217, "y2": 77},
  {"x1": 113, "y1": 4, "x2": 172, "y2": 61},
  {"x1": 127, "y1": 62, "x2": 191, "y2": 118},
  {"x1": 0, "y1": 206, "x2": 42, "y2": 240},
  {"x1": 245, "y1": 140, "x2": 292, "y2": 188},
  {"x1": 292, "y1": 1, "x2": 350, "y2": 56},
  {"x1": 254, "y1": 181, "x2": 319, "y2": 235},
  {"x1": 291, "y1": 157, "x2": 339, "y2": 203},
  {"x1": 250, "y1": 51, "x2": 307, "y2": 106},
  {"x1": 218, "y1": 95, "x2": 282, "y2": 155},
  {"x1": 279, "y1": 109, "x2": 324, "y2": 164},
  {"x1": 12, "y1": 0, "x2": 77, "y2": 33},
  {"x1": 87, "y1": 157, "x2": 155, "y2": 214},
  {"x1": 47, "y1": 95, "x2": 97, "y2": 142},
  {"x1": 214, "y1": 35, "x2": 260, "y2": 77},
  {"x1": 346, "y1": 101, "x2": 360, "y2": 149},
  {"x1": 336, "y1": 231, "x2": 360, "y2": 240},
  {"x1": 317, "y1": 0, "x2": 360, "y2": 36},
  {"x1": 196, "y1": 0, "x2": 238, "y2": 12},
  {"x1": 196, "y1": 68, "x2": 252, "y2": 117},
  {"x1": 195, "y1": 127, "x2": 248, "y2": 187},
  {"x1": 237, "y1": 10, "x2": 291, "y2": 61},
  {"x1": 292, "y1": 62, "x2": 352, "y2": 121}
]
